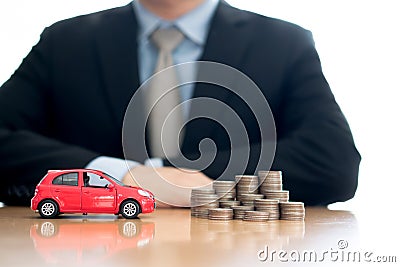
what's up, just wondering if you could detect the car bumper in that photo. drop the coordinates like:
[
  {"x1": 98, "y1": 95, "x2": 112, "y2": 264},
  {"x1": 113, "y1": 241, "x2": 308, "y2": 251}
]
[
  {"x1": 140, "y1": 198, "x2": 156, "y2": 213},
  {"x1": 31, "y1": 195, "x2": 40, "y2": 211}
]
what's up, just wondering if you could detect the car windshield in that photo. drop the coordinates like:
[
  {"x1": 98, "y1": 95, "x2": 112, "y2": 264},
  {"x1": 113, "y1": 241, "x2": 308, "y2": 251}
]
[{"x1": 103, "y1": 172, "x2": 129, "y2": 187}]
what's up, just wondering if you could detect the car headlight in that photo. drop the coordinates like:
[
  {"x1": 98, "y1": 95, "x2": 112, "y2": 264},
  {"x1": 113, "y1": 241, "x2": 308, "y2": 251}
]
[{"x1": 138, "y1": 189, "x2": 151, "y2": 198}]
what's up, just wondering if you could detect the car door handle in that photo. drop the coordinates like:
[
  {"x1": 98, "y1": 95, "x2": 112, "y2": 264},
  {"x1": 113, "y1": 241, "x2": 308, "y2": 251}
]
[{"x1": 54, "y1": 189, "x2": 61, "y2": 193}]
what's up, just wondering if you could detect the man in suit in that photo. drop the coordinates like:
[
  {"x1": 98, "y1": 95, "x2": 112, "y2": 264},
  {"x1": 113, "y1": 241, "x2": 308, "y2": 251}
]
[{"x1": 0, "y1": 0, "x2": 360, "y2": 206}]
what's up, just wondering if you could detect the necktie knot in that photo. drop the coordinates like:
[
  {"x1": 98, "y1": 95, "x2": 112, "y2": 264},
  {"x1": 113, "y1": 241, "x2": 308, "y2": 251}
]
[{"x1": 151, "y1": 27, "x2": 184, "y2": 53}]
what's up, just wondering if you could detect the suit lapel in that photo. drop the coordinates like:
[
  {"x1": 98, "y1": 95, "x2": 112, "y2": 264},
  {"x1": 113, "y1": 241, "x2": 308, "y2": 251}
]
[
  {"x1": 199, "y1": 2, "x2": 250, "y2": 68},
  {"x1": 184, "y1": 2, "x2": 252, "y2": 146},
  {"x1": 95, "y1": 4, "x2": 140, "y2": 129}
]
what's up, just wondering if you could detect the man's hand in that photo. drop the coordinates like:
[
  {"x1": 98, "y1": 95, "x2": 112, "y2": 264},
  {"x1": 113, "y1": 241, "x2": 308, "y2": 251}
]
[{"x1": 122, "y1": 166, "x2": 213, "y2": 208}]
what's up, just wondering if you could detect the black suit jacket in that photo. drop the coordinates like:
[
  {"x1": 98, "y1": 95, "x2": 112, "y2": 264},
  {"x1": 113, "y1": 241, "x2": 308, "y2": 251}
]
[{"x1": 0, "y1": 2, "x2": 360, "y2": 205}]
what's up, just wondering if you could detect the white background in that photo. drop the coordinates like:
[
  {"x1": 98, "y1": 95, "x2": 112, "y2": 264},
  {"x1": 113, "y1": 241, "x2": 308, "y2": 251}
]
[{"x1": 0, "y1": 0, "x2": 399, "y2": 213}]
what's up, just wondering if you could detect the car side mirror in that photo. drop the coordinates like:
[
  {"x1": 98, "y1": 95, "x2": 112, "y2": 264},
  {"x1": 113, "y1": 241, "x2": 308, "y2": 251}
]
[{"x1": 107, "y1": 183, "x2": 115, "y2": 190}]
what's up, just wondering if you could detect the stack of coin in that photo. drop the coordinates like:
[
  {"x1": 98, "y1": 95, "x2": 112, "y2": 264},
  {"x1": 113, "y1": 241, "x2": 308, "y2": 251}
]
[
  {"x1": 191, "y1": 205, "x2": 218, "y2": 219},
  {"x1": 190, "y1": 189, "x2": 219, "y2": 218},
  {"x1": 254, "y1": 199, "x2": 280, "y2": 220},
  {"x1": 239, "y1": 193, "x2": 264, "y2": 206},
  {"x1": 213, "y1": 180, "x2": 236, "y2": 201},
  {"x1": 243, "y1": 211, "x2": 270, "y2": 222},
  {"x1": 264, "y1": 190, "x2": 289, "y2": 202},
  {"x1": 279, "y1": 202, "x2": 305, "y2": 221},
  {"x1": 191, "y1": 188, "x2": 218, "y2": 205},
  {"x1": 191, "y1": 171, "x2": 307, "y2": 222},
  {"x1": 231, "y1": 205, "x2": 254, "y2": 219},
  {"x1": 235, "y1": 175, "x2": 259, "y2": 201},
  {"x1": 219, "y1": 200, "x2": 241, "y2": 208},
  {"x1": 208, "y1": 208, "x2": 234, "y2": 220},
  {"x1": 258, "y1": 171, "x2": 283, "y2": 194}
]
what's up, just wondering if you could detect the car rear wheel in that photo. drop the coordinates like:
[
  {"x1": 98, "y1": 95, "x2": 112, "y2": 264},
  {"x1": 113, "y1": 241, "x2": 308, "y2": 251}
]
[
  {"x1": 38, "y1": 199, "x2": 59, "y2": 219},
  {"x1": 120, "y1": 200, "x2": 140, "y2": 219}
]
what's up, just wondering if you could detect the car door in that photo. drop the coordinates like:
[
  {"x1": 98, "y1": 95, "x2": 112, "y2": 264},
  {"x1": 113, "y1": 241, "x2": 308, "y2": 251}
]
[
  {"x1": 81, "y1": 172, "x2": 116, "y2": 213},
  {"x1": 50, "y1": 172, "x2": 81, "y2": 211}
]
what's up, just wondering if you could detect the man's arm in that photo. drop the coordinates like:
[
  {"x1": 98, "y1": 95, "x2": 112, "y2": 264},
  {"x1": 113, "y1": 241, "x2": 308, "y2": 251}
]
[
  {"x1": 269, "y1": 30, "x2": 360, "y2": 205},
  {"x1": 0, "y1": 28, "x2": 99, "y2": 205}
]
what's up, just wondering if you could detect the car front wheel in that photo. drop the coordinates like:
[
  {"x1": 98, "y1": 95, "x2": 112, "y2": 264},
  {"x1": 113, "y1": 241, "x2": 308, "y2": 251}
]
[
  {"x1": 38, "y1": 199, "x2": 59, "y2": 219},
  {"x1": 120, "y1": 200, "x2": 140, "y2": 219}
]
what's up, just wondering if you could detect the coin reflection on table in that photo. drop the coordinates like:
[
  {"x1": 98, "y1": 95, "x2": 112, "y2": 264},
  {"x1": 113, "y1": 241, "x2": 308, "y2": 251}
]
[
  {"x1": 29, "y1": 219, "x2": 155, "y2": 265},
  {"x1": 190, "y1": 215, "x2": 305, "y2": 251}
]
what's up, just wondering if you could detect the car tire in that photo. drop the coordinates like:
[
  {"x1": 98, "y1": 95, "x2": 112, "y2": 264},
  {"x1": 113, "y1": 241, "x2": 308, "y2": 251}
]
[
  {"x1": 120, "y1": 200, "x2": 140, "y2": 219},
  {"x1": 38, "y1": 199, "x2": 59, "y2": 219},
  {"x1": 118, "y1": 221, "x2": 140, "y2": 238},
  {"x1": 37, "y1": 221, "x2": 58, "y2": 237}
]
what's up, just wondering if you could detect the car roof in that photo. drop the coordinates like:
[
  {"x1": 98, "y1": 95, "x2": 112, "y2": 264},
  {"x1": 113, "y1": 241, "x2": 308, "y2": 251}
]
[{"x1": 47, "y1": 169, "x2": 105, "y2": 175}]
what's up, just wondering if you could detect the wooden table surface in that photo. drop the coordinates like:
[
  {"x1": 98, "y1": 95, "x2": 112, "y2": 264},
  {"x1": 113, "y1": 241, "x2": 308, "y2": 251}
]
[{"x1": 0, "y1": 206, "x2": 397, "y2": 267}]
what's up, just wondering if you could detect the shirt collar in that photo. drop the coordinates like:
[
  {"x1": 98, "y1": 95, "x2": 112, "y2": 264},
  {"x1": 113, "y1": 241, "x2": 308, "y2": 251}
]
[{"x1": 132, "y1": 0, "x2": 219, "y2": 46}]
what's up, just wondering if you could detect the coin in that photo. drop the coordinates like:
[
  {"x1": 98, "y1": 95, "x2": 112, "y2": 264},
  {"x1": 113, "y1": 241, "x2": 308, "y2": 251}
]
[
  {"x1": 254, "y1": 198, "x2": 280, "y2": 220},
  {"x1": 279, "y1": 202, "x2": 305, "y2": 220},
  {"x1": 213, "y1": 180, "x2": 237, "y2": 201},
  {"x1": 208, "y1": 208, "x2": 234, "y2": 220},
  {"x1": 219, "y1": 200, "x2": 241, "y2": 208},
  {"x1": 235, "y1": 175, "x2": 259, "y2": 200},
  {"x1": 243, "y1": 211, "x2": 269, "y2": 222},
  {"x1": 231, "y1": 205, "x2": 254, "y2": 219},
  {"x1": 259, "y1": 170, "x2": 283, "y2": 194},
  {"x1": 239, "y1": 193, "x2": 264, "y2": 206},
  {"x1": 191, "y1": 188, "x2": 219, "y2": 218},
  {"x1": 264, "y1": 190, "x2": 289, "y2": 202}
]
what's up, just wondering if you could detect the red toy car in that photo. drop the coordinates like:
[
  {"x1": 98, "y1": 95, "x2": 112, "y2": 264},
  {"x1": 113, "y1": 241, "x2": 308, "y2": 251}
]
[{"x1": 31, "y1": 169, "x2": 155, "y2": 219}]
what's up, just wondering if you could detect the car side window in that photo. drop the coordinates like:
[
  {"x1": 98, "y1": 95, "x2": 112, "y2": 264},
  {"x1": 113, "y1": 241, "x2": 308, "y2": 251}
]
[
  {"x1": 52, "y1": 173, "x2": 79, "y2": 186},
  {"x1": 85, "y1": 173, "x2": 108, "y2": 188},
  {"x1": 52, "y1": 176, "x2": 63, "y2": 185}
]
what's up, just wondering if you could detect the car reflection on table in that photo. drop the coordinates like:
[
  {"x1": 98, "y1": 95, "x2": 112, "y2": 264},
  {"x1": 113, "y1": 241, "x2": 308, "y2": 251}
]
[{"x1": 30, "y1": 219, "x2": 155, "y2": 265}]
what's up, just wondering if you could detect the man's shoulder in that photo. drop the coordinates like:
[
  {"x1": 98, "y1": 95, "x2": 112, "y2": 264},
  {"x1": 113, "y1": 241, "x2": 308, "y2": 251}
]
[
  {"x1": 221, "y1": 3, "x2": 310, "y2": 37},
  {"x1": 46, "y1": 4, "x2": 133, "y2": 35}
]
